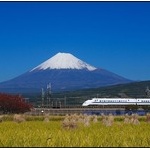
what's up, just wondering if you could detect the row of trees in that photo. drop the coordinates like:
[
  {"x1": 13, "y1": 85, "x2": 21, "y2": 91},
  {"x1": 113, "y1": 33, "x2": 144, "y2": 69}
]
[{"x1": 0, "y1": 93, "x2": 32, "y2": 114}]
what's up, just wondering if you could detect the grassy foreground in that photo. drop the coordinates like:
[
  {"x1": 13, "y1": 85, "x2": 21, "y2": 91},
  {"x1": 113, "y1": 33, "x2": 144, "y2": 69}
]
[{"x1": 0, "y1": 115, "x2": 150, "y2": 147}]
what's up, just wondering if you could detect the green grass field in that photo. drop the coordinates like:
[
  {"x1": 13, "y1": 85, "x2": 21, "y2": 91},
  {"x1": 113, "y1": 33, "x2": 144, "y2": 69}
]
[{"x1": 0, "y1": 115, "x2": 150, "y2": 147}]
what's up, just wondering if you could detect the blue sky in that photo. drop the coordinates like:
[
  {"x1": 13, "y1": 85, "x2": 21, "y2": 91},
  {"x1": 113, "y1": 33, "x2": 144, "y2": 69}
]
[{"x1": 0, "y1": 2, "x2": 150, "y2": 82}]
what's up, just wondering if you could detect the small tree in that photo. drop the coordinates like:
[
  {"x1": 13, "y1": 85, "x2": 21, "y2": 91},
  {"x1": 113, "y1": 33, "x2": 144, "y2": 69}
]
[{"x1": 0, "y1": 93, "x2": 32, "y2": 114}]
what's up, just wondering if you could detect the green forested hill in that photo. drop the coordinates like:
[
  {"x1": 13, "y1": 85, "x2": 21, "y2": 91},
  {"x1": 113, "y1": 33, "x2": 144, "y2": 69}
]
[
  {"x1": 24, "y1": 80, "x2": 150, "y2": 106},
  {"x1": 59, "y1": 80, "x2": 150, "y2": 98}
]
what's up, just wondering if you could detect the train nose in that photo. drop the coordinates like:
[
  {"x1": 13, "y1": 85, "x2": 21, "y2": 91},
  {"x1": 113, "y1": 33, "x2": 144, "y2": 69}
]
[
  {"x1": 82, "y1": 103, "x2": 86, "y2": 106},
  {"x1": 82, "y1": 101, "x2": 88, "y2": 106}
]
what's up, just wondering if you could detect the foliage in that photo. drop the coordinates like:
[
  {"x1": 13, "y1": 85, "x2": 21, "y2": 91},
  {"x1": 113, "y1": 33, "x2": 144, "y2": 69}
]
[
  {"x1": 22, "y1": 80, "x2": 150, "y2": 107},
  {"x1": 0, "y1": 93, "x2": 32, "y2": 114}
]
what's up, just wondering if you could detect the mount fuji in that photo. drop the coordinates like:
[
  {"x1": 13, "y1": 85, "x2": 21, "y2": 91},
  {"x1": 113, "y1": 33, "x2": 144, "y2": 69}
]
[{"x1": 0, "y1": 52, "x2": 131, "y2": 93}]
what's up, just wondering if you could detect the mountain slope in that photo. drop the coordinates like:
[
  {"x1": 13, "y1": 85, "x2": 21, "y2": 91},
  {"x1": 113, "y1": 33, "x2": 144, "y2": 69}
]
[{"x1": 0, "y1": 52, "x2": 131, "y2": 93}]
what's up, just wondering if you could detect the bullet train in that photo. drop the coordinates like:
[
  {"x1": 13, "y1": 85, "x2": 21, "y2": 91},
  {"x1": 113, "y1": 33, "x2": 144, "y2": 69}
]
[{"x1": 82, "y1": 98, "x2": 150, "y2": 106}]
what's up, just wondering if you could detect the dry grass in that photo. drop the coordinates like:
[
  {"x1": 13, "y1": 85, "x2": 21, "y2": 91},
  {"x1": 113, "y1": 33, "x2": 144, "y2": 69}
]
[
  {"x1": 124, "y1": 113, "x2": 140, "y2": 125},
  {"x1": 62, "y1": 114, "x2": 78, "y2": 129},
  {"x1": 13, "y1": 114, "x2": 26, "y2": 123},
  {"x1": 43, "y1": 113, "x2": 50, "y2": 122},
  {"x1": 146, "y1": 113, "x2": 150, "y2": 123},
  {"x1": 83, "y1": 114, "x2": 90, "y2": 127},
  {"x1": 106, "y1": 113, "x2": 114, "y2": 126},
  {"x1": 101, "y1": 113, "x2": 114, "y2": 126},
  {"x1": 101, "y1": 113, "x2": 107, "y2": 125},
  {"x1": 92, "y1": 115, "x2": 98, "y2": 123},
  {"x1": 62, "y1": 113, "x2": 99, "y2": 129},
  {"x1": 130, "y1": 114, "x2": 140, "y2": 125},
  {"x1": 124, "y1": 114, "x2": 131, "y2": 124},
  {"x1": 0, "y1": 115, "x2": 3, "y2": 123}
]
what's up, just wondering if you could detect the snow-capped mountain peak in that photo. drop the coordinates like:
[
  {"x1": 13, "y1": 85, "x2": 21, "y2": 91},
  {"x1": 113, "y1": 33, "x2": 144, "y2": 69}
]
[{"x1": 31, "y1": 52, "x2": 97, "y2": 71}]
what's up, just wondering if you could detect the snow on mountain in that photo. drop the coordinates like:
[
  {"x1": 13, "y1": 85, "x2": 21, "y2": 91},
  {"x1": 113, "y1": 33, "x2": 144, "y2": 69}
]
[{"x1": 31, "y1": 52, "x2": 97, "y2": 71}]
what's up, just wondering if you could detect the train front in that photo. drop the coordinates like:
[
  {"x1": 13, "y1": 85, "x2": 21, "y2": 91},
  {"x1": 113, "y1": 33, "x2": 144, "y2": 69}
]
[{"x1": 82, "y1": 99, "x2": 92, "y2": 106}]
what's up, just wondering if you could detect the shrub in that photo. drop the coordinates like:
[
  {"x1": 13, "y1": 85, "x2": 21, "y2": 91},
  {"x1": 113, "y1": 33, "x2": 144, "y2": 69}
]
[{"x1": 0, "y1": 93, "x2": 33, "y2": 114}]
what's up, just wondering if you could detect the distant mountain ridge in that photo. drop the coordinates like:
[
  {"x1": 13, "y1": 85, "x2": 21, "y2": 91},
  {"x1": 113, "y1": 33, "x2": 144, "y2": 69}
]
[{"x1": 0, "y1": 52, "x2": 132, "y2": 93}]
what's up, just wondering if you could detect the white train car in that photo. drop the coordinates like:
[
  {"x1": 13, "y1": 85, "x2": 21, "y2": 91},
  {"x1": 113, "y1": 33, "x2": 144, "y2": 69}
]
[
  {"x1": 136, "y1": 99, "x2": 150, "y2": 105},
  {"x1": 82, "y1": 98, "x2": 150, "y2": 106}
]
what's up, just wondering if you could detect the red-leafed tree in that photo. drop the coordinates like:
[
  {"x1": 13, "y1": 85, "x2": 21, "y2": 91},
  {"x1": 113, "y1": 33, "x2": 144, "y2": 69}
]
[{"x1": 0, "y1": 93, "x2": 33, "y2": 114}]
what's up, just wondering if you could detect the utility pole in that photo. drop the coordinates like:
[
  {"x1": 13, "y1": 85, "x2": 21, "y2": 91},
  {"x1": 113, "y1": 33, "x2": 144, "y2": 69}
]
[
  {"x1": 47, "y1": 83, "x2": 52, "y2": 108},
  {"x1": 97, "y1": 94, "x2": 99, "y2": 98},
  {"x1": 41, "y1": 88, "x2": 45, "y2": 108}
]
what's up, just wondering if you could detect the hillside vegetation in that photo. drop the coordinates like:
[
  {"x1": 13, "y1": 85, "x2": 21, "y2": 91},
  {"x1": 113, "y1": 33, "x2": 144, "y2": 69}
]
[{"x1": 22, "y1": 80, "x2": 150, "y2": 107}]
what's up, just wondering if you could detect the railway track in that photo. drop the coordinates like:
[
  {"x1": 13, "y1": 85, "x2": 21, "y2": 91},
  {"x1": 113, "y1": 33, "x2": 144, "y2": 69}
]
[{"x1": 25, "y1": 106, "x2": 147, "y2": 116}]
